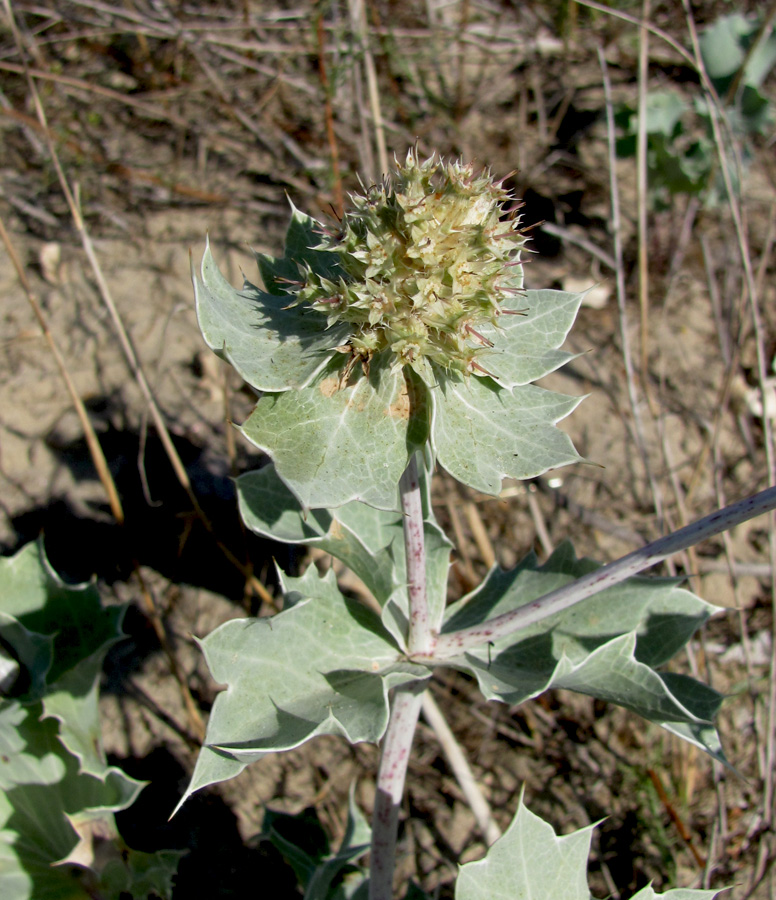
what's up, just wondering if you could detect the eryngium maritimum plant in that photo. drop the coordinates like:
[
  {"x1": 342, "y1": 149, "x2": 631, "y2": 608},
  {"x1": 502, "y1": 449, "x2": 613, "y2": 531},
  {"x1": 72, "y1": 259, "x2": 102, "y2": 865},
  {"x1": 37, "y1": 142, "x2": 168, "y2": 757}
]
[{"x1": 195, "y1": 150, "x2": 585, "y2": 509}]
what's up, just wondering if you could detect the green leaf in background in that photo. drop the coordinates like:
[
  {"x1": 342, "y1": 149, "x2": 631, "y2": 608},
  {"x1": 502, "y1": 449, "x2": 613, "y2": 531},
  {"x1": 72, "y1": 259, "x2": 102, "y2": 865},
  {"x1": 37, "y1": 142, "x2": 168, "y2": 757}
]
[
  {"x1": 431, "y1": 377, "x2": 584, "y2": 494},
  {"x1": 179, "y1": 567, "x2": 428, "y2": 807},
  {"x1": 699, "y1": 13, "x2": 776, "y2": 92},
  {"x1": 98, "y1": 847, "x2": 185, "y2": 900},
  {"x1": 0, "y1": 542, "x2": 124, "y2": 776},
  {"x1": 0, "y1": 542, "x2": 123, "y2": 697},
  {"x1": 0, "y1": 613, "x2": 51, "y2": 701},
  {"x1": 264, "y1": 786, "x2": 371, "y2": 900},
  {"x1": 0, "y1": 701, "x2": 142, "y2": 900},
  {"x1": 455, "y1": 796, "x2": 722, "y2": 900},
  {"x1": 442, "y1": 542, "x2": 725, "y2": 761},
  {"x1": 0, "y1": 543, "x2": 180, "y2": 900}
]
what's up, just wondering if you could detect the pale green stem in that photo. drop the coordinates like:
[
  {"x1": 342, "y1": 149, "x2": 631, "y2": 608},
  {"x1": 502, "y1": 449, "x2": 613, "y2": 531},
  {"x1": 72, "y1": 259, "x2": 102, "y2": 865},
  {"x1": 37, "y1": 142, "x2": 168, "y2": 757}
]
[{"x1": 369, "y1": 680, "x2": 428, "y2": 900}]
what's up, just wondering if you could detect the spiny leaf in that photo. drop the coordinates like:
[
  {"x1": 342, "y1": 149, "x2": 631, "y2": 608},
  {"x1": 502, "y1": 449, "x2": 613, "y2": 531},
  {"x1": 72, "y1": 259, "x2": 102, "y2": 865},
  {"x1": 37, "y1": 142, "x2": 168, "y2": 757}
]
[
  {"x1": 455, "y1": 796, "x2": 723, "y2": 900},
  {"x1": 179, "y1": 568, "x2": 427, "y2": 808},
  {"x1": 431, "y1": 377, "x2": 584, "y2": 495},
  {"x1": 0, "y1": 542, "x2": 124, "y2": 776},
  {"x1": 478, "y1": 289, "x2": 585, "y2": 388},
  {"x1": 195, "y1": 237, "x2": 347, "y2": 393},
  {"x1": 236, "y1": 459, "x2": 452, "y2": 647},
  {"x1": 0, "y1": 701, "x2": 143, "y2": 900},
  {"x1": 255, "y1": 203, "x2": 342, "y2": 294},
  {"x1": 442, "y1": 543, "x2": 725, "y2": 761},
  {"x1": 241, "y1": 357, "x2": 426, "y2": 510}
]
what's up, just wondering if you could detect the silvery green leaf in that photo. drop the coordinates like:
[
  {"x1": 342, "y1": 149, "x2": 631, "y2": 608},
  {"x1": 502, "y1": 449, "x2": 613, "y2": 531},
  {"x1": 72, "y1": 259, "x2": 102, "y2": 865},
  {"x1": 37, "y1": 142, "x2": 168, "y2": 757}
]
[
  {"x1": 442, "y1": 543, "x2": 725, "y2": 761},
  {"x1": 456, "y1": 796, "x2": 723, "y2": 900},
  {"x1": 456, "y1": 796, "x2": 596, "y2": 900},
  {"x1": 699, "y1": 13, "x2": 776, "y2": 90},
  {"x1": 0, "y1": 701, "x2": 143, "y2": 900},
  {"x1": 431, "y1": 376, "x2": 584, "y2": 495},
  {"x1": 0, "y1": 544, "x2": 181, "y2": 899},
  {"x1": 179, "y1": 567, "x2": 427, "y2": 807},
  {"x1": 255, "y1": 204, "x2": 342, "y2": 294},
  {"x1": 195, "y1": 239, "x2": 348, "y2": 392},
  {"x1": 479, "y1": 289, "x2": 585, "y2": 388},
  {"x1": 237, "y1": 460, "x2": 452, "y2": 646},
  {"x1": 0, "y1": 613, "x2": 51, "y2": 699},
  {"x1": 241, "y1": 357, "x2": 427, "y2": 510},
  {"x1": 237, "y1": 464, "x2": 399, "y2": 605}
]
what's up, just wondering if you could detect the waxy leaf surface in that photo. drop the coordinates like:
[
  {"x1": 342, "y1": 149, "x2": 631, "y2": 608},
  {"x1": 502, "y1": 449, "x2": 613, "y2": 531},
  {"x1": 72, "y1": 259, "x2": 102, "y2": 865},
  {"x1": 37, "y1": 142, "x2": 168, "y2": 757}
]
[
  {"x1": 241, "y1": 358, "x2": 426, "y2": 510},
  {"x1": 456, "y1": 796, "x2": 722, "y2": 900},
  {"x1": 180, "y1": 568, "x2": 427, "y2": 806},
  {"x1": 0, "y1": 543, "x2": 179, "y2": 900},
  {"x1": 442, "y1": 543, "x2": 725, "y2": 760},
  {"x1": 0, "y1": 543, "x2": 124, "y2": 775},
  {"x1": 479, "y1": 289, "x2": 585, "y2": 388},
  {"x1": 0, "y1": 702, "x2": 142, "y2": 900},
  {"x1": 195, "y1": 235, "x2": 347, "y2": 393},
  {"x1": 431, "y1": 377, "x2": 584, "y2": 495},
  {"x1": 237, "y1": 459, "x2": 452, "y2": 647}
]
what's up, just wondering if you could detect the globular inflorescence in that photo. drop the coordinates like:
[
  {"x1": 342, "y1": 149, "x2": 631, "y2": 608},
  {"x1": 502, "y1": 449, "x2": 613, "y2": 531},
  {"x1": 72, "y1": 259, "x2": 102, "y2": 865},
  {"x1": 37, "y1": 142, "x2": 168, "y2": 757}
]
[{"x1": 294, "y1": 150, "x2": 528, "y2": 379}]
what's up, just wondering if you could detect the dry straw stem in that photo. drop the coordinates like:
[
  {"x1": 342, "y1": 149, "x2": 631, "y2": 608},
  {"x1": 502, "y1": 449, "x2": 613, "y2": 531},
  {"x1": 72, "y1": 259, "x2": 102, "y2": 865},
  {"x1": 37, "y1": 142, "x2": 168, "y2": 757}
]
[
  {"x1": 681, "y1": 1, "x2": 776, "y2": 859},
  {"x1": 4, "y1": 2, "x2": 276, "y2": 558},
  {"x1": 350, "y1": 0, "x2": 388, "y2": 179},
  {"x1": 0, "y1": 216, "x2": 124, "y2": 527},
  {"x1": 597, "y1": 46, "x2": 666, "y2": 534},
  {"x1": 636, "y1": 0, "x2": 653, "y2": 413},
  {"x1": 0, "y1": 93, "x2": 229, "y2": 204},
  {"x1": 4, "y1": 2, "x2": 274, "y2": 608},
  {"x1": 420, "y1": 689, "x2": 501, "y2": 846},
  {"x1": 315, "y1": 5, "x2": 344, "y2": 218}
]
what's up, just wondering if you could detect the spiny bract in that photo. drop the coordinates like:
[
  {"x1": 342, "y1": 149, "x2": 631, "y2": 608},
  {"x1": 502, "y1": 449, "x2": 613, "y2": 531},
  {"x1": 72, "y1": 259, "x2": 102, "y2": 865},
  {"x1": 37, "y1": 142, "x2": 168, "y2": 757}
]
[{"x1": 295, "y1": 149, "x2": 527, "y2": 379}]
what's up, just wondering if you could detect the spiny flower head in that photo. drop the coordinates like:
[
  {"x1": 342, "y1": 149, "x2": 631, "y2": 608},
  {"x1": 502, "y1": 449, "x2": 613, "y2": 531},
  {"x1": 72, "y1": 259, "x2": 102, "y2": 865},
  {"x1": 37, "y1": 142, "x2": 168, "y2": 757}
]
[
  {"x1": 194, "y1": 149, "x2": 585, "y2": 510},
  {"x1": 294, "y1": 149, "x2": 527, "y2": 378}
]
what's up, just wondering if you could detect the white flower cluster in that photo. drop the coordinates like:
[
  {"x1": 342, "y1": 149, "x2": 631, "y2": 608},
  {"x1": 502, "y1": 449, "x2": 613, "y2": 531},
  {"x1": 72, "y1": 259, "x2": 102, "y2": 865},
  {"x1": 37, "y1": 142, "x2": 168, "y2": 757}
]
[{"x1": 296, "y1": 150, "x2": 527, "y2": 378}]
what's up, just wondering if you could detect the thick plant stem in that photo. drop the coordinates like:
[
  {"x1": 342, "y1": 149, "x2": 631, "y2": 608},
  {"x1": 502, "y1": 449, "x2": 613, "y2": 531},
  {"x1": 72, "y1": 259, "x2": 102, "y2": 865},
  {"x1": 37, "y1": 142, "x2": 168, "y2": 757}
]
[
  {"x1": 369, "y1": 681, "x2": 427, "y2": 900},
  {"x1": 429, "y1": 484, "x2": 776, "y2": 661},
  {"x1": 368, "y1": 454, "x2": 432, "y2": 899},
  {"x1": 400, "y1": 453, "x2": 433, "y2": 655}
]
